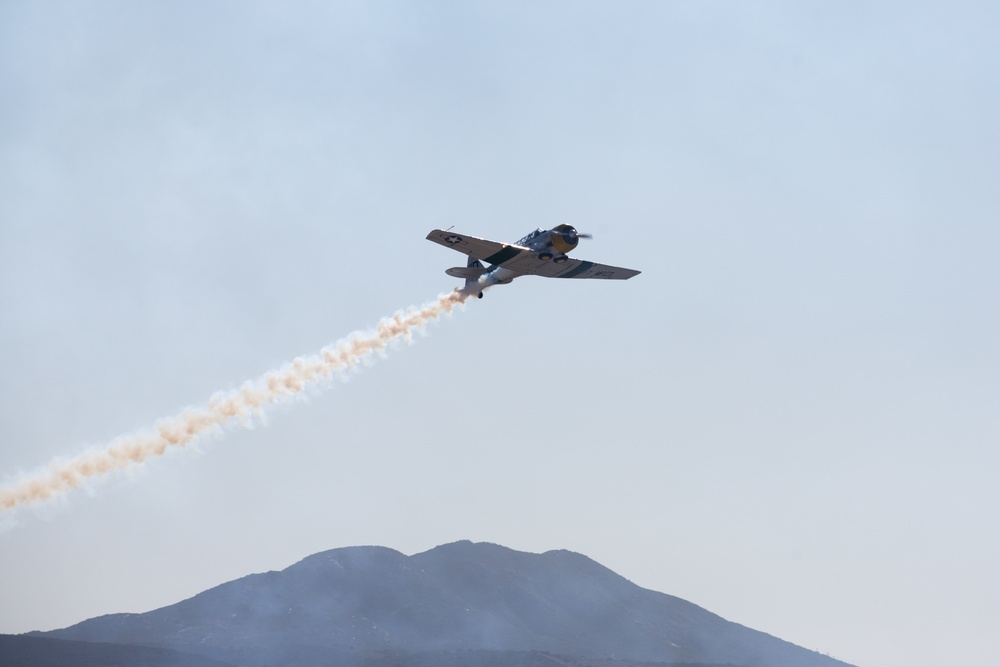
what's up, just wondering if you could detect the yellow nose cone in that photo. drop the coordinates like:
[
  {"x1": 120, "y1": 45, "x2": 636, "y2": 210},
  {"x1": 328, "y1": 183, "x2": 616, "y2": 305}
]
[{"x1": 551, "y1": 224, "x2": 579, "y2": 254}]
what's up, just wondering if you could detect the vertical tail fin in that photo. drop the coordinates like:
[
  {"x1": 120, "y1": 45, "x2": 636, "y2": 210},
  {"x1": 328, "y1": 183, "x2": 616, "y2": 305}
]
[
  {"x1": 465, "y1": 257, "x2": 483, "y2": 289},
  {"x1": 444, "y1": 257, "x2": 487, "y2": 298},
  {"x1": 466, "y1": 257, "x2": 485, "y2": 299}
]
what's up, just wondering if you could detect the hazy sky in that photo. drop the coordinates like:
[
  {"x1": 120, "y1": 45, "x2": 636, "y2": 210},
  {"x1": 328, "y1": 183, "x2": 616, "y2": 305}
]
[{"x1": 1, "y1": 3, "x2": 997, "y2": 667}]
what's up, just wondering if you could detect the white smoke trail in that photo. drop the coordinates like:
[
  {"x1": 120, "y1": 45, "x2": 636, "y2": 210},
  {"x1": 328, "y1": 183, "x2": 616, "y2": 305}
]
[{"x1": 0, "y1": 289, "x2": 474, "y2": 514}]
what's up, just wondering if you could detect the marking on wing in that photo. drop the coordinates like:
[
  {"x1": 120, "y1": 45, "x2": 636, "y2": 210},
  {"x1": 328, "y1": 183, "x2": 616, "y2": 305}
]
[
  {"x1": 558, "y1": 261, "x2": 594, "y2": 279},
  {"x1": 484, "y1": 246, "x2": 523, "y2": 264}
]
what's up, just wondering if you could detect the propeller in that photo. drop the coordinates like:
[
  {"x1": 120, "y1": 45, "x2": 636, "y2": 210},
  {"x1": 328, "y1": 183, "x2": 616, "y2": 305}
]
[{"x1": 554, "y1": 225, "x2": 593, "y2": 241}]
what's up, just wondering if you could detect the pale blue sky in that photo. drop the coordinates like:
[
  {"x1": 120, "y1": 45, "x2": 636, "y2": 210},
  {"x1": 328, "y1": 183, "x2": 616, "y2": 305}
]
[{"x1": 2, "y1": 3, "x2": 998, "y2": 667}]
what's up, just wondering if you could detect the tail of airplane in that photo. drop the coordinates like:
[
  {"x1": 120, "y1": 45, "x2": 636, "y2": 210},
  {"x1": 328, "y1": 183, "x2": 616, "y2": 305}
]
[
  {"x1": 444, "y1": 256, "x2": 488, "y2": 298},
  {"x1": 464, "y1": 257, "x2": 484, "y2": 291}
]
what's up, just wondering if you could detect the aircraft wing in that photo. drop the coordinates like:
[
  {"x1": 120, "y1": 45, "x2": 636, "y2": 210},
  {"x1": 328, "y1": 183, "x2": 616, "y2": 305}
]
[
  {"x1": 426, "y1": 229, "x2": 530, "y2": 265},
  {"x1": 426, "y1": 229, "x2": 640, "y2": 280},
  {"x1": 502, "y1": 253, "x2": 640, "y2": 279},
  {"x1": 544, "y1": 259, "x2": 641, "y2": 280}
]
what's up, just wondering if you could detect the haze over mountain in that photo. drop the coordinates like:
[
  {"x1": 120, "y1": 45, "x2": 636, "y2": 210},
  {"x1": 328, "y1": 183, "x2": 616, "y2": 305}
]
[{"x1": 25, "y1": 541, "x2": 854, "y2": 667}]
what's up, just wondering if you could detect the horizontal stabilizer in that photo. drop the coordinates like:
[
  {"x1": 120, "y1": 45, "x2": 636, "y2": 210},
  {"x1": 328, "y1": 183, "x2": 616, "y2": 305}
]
[{"x1": 445, "y1": 266, "x2": 489, "y2": 279}]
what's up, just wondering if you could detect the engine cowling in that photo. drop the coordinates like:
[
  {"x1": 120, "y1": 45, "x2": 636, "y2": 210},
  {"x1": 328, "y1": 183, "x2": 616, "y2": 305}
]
[{"x1": 550, "y1": 224, "x2": 581, "y2": 254}]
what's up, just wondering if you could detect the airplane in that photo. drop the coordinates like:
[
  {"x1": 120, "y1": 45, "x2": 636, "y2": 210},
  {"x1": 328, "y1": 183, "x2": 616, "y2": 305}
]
[{"x1": 426, "y1": 224, "x2": 640, "y2": 298}]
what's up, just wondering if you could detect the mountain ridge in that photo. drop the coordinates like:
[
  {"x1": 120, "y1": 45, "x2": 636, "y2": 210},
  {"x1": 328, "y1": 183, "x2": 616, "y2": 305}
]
[{"x1": 27, "y1": 540, "x2": 855, "y2": 667}]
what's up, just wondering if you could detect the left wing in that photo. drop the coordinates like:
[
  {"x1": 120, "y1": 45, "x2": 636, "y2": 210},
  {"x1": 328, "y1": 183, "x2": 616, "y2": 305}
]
[
  {"x1": 547, "y1": 259, "x2": 641, "y2": 280},
  {"x1": 504, "y1": 254, "x2": 639, "y2": 279}
]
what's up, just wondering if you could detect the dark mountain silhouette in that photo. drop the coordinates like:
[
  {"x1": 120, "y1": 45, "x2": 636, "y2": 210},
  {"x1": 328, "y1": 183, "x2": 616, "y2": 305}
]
[
  {"x1": 24, "y1": 541, "x2": 854, "y2": 667},
  {"x1": 0, "y1": 633, "x2": 236, "y2": 667}
]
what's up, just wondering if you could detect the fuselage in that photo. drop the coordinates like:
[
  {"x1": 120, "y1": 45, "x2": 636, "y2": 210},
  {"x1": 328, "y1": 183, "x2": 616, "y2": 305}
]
[
  {"x1": 476, "y1": 265, "x2": 517, "y2": 289},
  {"x1": 466, "y1": 225, "x2": 585, "y2": 295}
]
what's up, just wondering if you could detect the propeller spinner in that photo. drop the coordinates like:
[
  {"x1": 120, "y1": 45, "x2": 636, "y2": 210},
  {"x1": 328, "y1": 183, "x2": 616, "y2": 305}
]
[{"x1": 551, "y1": 224, "x2": 592, "y2": 253}]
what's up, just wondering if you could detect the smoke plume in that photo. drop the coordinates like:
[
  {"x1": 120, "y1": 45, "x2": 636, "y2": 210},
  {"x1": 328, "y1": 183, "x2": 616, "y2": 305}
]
[{"x1": 1, "y1": 289, "x2": 474, "y2": 514}]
